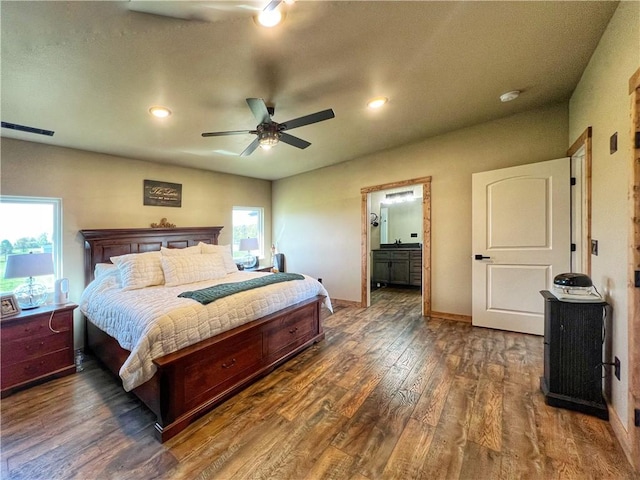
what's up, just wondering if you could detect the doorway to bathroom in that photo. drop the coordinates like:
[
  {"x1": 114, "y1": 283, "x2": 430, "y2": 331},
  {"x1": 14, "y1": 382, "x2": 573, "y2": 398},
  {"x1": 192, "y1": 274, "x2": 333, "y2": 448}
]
[{"x1": 360, "y1": 176, "x2": 431, "y2": 316}]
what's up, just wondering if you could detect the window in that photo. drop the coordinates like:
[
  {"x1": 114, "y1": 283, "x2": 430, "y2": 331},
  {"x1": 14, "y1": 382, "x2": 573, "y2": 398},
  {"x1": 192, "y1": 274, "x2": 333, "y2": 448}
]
[
  {"x1": 0, "y1": 196, "x2": 62, "y2": 294},
  {"x1": 232, "y1": 207, "x2": 264, "y2": 260}
]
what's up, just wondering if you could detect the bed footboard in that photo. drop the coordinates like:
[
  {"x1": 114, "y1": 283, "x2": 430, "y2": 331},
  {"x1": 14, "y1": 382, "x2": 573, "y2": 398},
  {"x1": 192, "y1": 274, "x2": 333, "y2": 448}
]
[{"x1": 87, "y1": 295, "x2": 324, "y2": 442}]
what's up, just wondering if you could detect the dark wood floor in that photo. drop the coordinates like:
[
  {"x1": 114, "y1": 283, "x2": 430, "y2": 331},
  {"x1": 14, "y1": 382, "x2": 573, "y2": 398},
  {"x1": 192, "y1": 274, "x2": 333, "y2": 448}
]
[{"x1": 1, "y1": 288, "x2": 638, "y2": 479}]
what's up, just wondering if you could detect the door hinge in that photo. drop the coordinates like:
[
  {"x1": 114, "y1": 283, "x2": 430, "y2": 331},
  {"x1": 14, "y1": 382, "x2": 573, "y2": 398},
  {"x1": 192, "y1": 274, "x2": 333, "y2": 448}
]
[
  {"x1": 570, "y1": 177, "x2": 576, "y2": 186},
  {"x1": 635, "y1": 131, "x2": 640, "y2": 149},
  {"x1": 635, "y1": 270, "x2": 640, "y2": 288},
  {"x1": 571, "y1": 243, "x2": 576, "y2": 252}
]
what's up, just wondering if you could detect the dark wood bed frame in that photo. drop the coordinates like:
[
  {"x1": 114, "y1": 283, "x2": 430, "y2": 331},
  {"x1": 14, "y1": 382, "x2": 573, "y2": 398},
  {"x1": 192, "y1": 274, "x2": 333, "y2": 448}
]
[{"x1": 80, "y1": 227, "x2": 325, "y2": 442}]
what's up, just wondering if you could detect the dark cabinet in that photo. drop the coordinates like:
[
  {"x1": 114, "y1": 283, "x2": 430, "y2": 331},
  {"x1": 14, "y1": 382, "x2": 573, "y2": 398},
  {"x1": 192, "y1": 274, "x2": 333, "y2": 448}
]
[
  {"x1": 539, "y1": 290, "x2": 608, "y2": 419},
  {"x1": 372, "y1": 249, "x2": 421, "y2": 286}
]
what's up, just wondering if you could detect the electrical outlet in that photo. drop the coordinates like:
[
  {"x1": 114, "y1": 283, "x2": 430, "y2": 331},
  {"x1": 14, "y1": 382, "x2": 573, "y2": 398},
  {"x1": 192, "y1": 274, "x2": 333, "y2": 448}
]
[{"x1": 614, "y1": 357, "x2": 621, "y2": 380}]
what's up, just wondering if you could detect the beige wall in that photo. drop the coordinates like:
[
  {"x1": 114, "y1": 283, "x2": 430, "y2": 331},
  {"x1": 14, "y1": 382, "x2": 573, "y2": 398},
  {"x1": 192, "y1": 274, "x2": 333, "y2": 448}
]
[
  {"x1": 273, "y1": 102, "x2": 569, "y2": 312},
  {"x1": 569, "y1": 1, "x2": 639, "y2": 434},
  {"x1": 0, "y1": 138, "x2": 272, "y2": 347}
]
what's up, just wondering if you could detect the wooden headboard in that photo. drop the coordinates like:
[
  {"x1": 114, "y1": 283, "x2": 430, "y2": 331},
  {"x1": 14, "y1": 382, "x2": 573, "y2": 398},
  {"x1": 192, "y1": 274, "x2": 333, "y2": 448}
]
[{"x1": 80, "y1": 227, "x2": 223, "y2": 285}]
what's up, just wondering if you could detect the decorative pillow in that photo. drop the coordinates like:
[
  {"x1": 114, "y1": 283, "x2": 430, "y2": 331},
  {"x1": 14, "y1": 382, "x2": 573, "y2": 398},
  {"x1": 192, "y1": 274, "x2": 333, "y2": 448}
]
[
  {"x1": 160, "y1": 245, "x2": 202, "y2": 256},
  {"x1": 161, "y1": 253, "x2": 227, "y2": 287},
  {"x1": 199, "y1": 243, "x2": 239, "y2": 274},
  {"x1": 110, "y1": 251, "x2": 164, "y2": 290}
]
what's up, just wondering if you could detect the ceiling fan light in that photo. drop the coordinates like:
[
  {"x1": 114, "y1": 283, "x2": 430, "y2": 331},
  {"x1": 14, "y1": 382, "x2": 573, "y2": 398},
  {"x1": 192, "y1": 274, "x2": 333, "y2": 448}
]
[
  {"x1": 257, "y1": 8, "x2": 282, "y2": 27},
  {"x1": 149, "y1": 106, "x2": 171, "y2": 118},
  {"x1": 258, "y1": 131, "x2": 280, "y2": 148},
  {"x1": 367, "y1": 97, "x2": 388, "y2": 109}
]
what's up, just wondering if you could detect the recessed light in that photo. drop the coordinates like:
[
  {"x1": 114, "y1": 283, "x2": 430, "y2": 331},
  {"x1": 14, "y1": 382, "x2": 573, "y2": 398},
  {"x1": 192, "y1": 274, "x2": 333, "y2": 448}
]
[
  {"x1": 367, "y1": 97, "x2": 388, "y2": 109},
  {"x1": 149, "y1": 106, "x2": 172, "y2": 118},
  {"x1": 499, "y1": 90, "x2": 520, "y2": 103},
  {"x1": 257, "y1": 8, "x2": 283, "y2": 27}
]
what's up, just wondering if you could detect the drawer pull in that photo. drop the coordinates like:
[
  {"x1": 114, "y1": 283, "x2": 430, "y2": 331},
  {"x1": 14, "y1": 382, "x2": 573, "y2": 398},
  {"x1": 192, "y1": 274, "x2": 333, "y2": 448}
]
[
  {"x1": 221, "y1": 358, "x2": 236, "y2": 369},
  {"x1": 289, "y1": 327, "x2": 298, "y2": 334}
]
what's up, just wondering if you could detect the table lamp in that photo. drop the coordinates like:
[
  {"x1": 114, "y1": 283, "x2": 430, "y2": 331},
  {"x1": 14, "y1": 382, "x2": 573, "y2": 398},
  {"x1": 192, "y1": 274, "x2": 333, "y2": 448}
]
[
  {"x1": 4, "y1": 252, "x2": 54, "y2": 309},
  {"x1": 238, "y1": 238, "x2": 259, "y2": 269}
]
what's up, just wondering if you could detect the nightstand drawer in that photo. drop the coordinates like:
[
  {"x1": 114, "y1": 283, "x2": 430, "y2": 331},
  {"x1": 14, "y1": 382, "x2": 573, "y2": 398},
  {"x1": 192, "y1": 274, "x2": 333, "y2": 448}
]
[
  {"x1": 1, "y1": 348, "x2": 73, "y2": 388},
  {"x1": 1, "y1": 311, "x2": 71, "y2": 342},
  {"x1": 2, "y1": 332, "x2": 70, "y2": 365}
]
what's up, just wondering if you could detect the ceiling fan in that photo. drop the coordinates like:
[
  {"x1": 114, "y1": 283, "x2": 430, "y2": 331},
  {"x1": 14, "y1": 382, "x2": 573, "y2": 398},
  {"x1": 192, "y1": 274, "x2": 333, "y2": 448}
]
[{"x1": 202, "y1": 98, "x2": 335, "y2": 157}]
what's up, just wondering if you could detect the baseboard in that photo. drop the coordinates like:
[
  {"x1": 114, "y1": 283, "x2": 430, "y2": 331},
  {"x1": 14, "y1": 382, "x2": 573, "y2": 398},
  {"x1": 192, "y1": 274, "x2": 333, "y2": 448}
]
[
  {"x1": 608, "y1": 403, "x2": 635, "y2": 471},
  {"x1": 430, "y1": 311, "x2": 472, "y2": 323},
  {"x1": 331, "y1": 298, "x2": 361, "y2": 308}
]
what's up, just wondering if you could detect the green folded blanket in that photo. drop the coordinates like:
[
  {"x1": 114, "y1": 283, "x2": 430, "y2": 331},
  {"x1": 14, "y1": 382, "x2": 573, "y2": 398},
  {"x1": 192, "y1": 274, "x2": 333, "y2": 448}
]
[{"x1": 178, "y1": 272, "x2": 305, "y2": 305}]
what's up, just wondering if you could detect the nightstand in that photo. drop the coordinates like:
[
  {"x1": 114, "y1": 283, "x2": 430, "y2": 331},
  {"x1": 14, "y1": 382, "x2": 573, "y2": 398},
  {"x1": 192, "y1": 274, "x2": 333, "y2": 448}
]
[
  {"x1": 1, "y1": 303, "x2": 77, "y2": 397},
  {"x1": 245, "y1": 266, "x2": 274, "y2": 273}
]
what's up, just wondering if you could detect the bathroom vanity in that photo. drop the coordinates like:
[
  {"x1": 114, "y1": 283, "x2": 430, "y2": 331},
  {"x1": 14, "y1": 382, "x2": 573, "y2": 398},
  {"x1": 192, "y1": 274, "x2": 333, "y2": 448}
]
[{"x1": 371, "y1": 244, "x2": 422, "y2": 287}]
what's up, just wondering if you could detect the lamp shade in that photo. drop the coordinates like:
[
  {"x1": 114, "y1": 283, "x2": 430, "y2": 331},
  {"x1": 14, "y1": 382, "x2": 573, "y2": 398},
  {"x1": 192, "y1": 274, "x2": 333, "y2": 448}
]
[
  {"x1": 4, "y1": 252, "x2": 54, "y2": 279},
  {"x1": 239, "y1": 238, "x2": 259, "y2": 252}
]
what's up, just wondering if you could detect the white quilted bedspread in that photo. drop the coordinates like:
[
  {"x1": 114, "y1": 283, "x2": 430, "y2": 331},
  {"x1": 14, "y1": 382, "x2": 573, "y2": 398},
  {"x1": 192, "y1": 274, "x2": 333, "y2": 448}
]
[{"x1": 80, "y1": 271, "x2": 332, "y2": 391}]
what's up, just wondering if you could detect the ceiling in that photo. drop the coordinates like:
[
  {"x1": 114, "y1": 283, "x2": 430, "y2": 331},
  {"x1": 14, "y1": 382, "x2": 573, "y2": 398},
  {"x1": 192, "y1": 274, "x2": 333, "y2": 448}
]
[{"x1": 1, "y1": 1, "x2": 618, "y2": 181}]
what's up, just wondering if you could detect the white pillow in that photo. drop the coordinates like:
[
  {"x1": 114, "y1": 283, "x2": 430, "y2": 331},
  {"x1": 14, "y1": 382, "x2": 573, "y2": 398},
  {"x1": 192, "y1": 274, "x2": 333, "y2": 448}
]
[
  {"x1": 110, "y1": 251, "x2": 164, "y2": 290},
  {"x1": 94, "y1": 263, "x2": 118, "y2": 278},
  {"x1": 199, "y1": 243, "x2": 238, "y2": 274},
  {"x1": 160, "y1": 245, "x2": 202, "y2": 256},
  {"x1": 161, "y1": 254, "x2": 227, "y2": 287}
]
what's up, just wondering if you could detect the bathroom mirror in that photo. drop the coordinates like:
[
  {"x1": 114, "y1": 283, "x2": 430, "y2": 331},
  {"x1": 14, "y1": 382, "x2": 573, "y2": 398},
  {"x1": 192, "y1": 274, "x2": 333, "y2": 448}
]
[{"x1": 371, "y1": 186, "x2": 422, "y2": 249}]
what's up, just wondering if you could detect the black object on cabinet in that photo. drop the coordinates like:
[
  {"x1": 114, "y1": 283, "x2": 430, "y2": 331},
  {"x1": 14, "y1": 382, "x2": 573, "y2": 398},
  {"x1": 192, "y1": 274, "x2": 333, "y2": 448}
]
[{"x1": 540, "y1": 290, "x2": 609, "y2": 419}]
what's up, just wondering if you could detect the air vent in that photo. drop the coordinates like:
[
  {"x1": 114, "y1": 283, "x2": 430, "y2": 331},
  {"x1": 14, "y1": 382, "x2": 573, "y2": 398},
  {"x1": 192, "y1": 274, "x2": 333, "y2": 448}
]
[{"x1": 1, "y1": 121, "x2": 54, "y2": 137}]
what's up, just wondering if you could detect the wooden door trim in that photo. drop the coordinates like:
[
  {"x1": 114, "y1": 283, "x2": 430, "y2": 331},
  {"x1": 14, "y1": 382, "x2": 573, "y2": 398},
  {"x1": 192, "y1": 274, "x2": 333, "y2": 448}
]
[
  {"x1": 628, "y1": 67, "x2": 640, "y2": 472},
  {"x1": 360, "y1": 176, "x2": 432, "y2": 316},
  {"x1": 567, "y1": 126, "x2": 593, "y2": 276}
]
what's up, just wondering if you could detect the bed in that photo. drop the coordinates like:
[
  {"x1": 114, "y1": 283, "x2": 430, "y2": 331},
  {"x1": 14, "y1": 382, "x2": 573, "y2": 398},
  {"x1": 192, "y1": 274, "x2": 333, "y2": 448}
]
[{"x1": 80, "y1": 227, "x2": 328, "y2": 442}]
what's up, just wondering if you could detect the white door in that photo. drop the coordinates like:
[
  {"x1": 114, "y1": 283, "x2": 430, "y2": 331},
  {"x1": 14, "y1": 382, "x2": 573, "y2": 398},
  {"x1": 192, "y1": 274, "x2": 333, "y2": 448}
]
[{"x1": 472, "y1": 158, "x2": 570, "y2": 335}]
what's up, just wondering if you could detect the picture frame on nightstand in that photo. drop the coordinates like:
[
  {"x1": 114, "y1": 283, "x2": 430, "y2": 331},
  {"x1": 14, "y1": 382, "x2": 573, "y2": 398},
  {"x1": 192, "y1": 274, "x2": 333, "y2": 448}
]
[{"x1": 1, "y1": 294, "x2": 21, "y2": 319}]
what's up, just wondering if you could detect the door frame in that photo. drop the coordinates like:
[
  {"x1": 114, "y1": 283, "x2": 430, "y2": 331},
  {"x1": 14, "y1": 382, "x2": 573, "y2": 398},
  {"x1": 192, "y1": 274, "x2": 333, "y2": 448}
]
[
  {"x1": 567, "y1": 126, "x2": 593, "y2": 276},
  {"x1": 360, "y1": 176, "x2": 432, "y2": 316},
  {"x1": 628, "y1": 67, "x2": 640, "y2": 472}
]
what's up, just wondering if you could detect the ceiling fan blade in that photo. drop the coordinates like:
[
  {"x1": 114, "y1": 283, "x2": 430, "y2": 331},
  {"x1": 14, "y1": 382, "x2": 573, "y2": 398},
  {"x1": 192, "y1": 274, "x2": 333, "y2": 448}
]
[
  {"x1": 246, "y1": 98, "x2": 271, "y2": 124},
  {"x1": 279, "y1": 132, "x2": 311, "y2": 149},
  {"x1": 280, "y1": 109, "x2": 335, "y2": 131},
  {"x1": 263, "y1": 0, "x2": 281, "y2": 12},
  {"x1": 201, "y1": 130, "x2": 255, "y2": 137},
  {"x1": 240, "y1": 137, "x2": 261, "y2": 157}
]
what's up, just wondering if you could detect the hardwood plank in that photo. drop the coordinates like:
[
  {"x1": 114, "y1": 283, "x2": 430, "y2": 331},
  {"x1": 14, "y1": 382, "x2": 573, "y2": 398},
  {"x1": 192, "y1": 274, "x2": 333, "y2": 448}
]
[
  {"x1": 304, "y1": 445, "x2": 356, "y2": 480},
  {"x1": 458, "y1": 440, "x2": 502, "y2": 479},
  {"x1": 501, "y1": 381, "x2": 545, "y2": 477},
  {"x1": 412, "y1": 354, "x2": 461, "y2": 427},
  {"x1": 531, "y1": 389, "x2": 581, "y2": 466},
  {"x1": 467, "y1": 364, "x2": 504, "y2": 452},
  {"x1": 381, "y1": 417, "x2": 435, "y2": 479},
  {"x1": 421, "y1": 375, "x2": 477, "y2": 478}
]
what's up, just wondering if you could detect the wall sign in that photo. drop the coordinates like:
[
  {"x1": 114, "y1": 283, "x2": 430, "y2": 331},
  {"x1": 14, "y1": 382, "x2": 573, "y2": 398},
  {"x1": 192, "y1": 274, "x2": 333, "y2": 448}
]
[{"x1": 144, "y1": 180, "x2": 182, "y2": 207}]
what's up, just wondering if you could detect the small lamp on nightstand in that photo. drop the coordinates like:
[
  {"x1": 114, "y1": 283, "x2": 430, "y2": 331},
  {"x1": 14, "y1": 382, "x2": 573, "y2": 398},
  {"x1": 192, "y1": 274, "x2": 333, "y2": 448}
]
[
  {"x1": 238, "y1": 238, "x2": 259, "y2": 269},
  {"x1": 4, "y1": 252, "x2": 54, "y2": 309}
]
